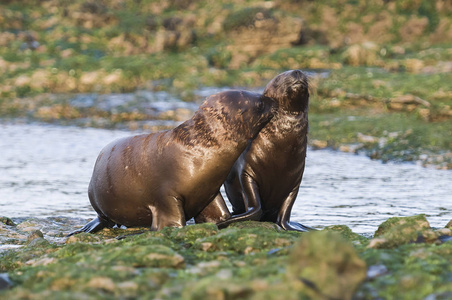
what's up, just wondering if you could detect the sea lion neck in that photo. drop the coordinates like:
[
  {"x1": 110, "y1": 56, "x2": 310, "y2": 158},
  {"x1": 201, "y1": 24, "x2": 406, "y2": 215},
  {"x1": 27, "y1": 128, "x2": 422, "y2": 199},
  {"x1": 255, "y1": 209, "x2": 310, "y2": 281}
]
[{"x1": 170, "y1": 109, "x2": 246, "y2": 150}]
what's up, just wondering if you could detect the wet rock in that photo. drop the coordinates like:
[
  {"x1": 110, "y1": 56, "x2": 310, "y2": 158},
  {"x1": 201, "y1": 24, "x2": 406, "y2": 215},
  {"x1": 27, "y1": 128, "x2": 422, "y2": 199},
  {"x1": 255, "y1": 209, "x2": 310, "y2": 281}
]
[
  {"x1": 324, "y1": 224, "x2": 369, "y2": 247},
  {"x1": 0, "y1": 273, "x2": 12, "y2": 290},
  {"x1": 0, "y1": 217, "x2": 16, "y2": 226},
  {"x1": 369, "y1": 215, "x2": 440, "y2": 248},
  {"x1": 374, "y1": 214, "x2": 430, "y2": 237},
  {"x1": 192, "y1": 226, "x2": 295, "y2": 254},
  {"x1": 287, "y1": 230, "x2": 367, "y2": 300},
  {"x1": 26, "y1": 230, "x2": 44, "y2": 243},
  {"x1": 16, "y1": 219, "x2": 43, "y2": 232},
  {"x1": 184, "y1": 277, "x2": 254, "y2": 300},
  {"x1": 99, "y1": 244, "x2": 185, "y2": 269},
  {"x1": 168, "y1": 223, "x2": 218, "y2": 245},
  {"x1": 228, "y1": 221, "x2": 281, "y2": 231},
  {"x1": 446, "y1": 219, "x2": 452, "y2": 229},
  {"x1": 366, "y1": 264, "x2": 389, "y2": 279},
  {"x1": 65, "y1": 232, "x2": 104, "y2": 244},
  {"x1": 27, "y1": 237, "x2": 50, "y2": 248}
]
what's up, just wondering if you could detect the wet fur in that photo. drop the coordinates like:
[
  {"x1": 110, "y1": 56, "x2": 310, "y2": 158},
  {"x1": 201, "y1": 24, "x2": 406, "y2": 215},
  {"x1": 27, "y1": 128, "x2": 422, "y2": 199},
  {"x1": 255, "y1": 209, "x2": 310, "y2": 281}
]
[
  {"x1": 68, "y1": 91, "x2": 275, "y2": 236},
  {"x1": 216, "y1": 70, "x2": 314, "y2": 231}
]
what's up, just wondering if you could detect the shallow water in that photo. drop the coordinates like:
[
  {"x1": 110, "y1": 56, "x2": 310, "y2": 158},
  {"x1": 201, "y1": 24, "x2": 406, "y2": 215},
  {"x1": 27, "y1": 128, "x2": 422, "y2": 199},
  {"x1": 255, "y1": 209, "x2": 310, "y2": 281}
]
[{"x1": 0, "y1": 123, "x2": 450, "y2": 235}]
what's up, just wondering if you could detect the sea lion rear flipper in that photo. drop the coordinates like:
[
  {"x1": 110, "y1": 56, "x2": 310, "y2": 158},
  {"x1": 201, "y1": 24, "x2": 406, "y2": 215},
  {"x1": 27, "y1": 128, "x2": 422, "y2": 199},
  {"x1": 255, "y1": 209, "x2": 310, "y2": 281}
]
[
  {"x1": 194, "y1": 192, "x2": 231, "y2": 224},
  {"x1": 66, "y1": 216, "x2": 114, "y2": 237},
  {"x1": 287, "y1": 221, "x2": 316, "y2": 232},
  {"x1": 217, "y1": 173, "x2": 262, "y2": 228},
  {"x1": 276, "y1": 187, "x2": 315, "y2": 232}
]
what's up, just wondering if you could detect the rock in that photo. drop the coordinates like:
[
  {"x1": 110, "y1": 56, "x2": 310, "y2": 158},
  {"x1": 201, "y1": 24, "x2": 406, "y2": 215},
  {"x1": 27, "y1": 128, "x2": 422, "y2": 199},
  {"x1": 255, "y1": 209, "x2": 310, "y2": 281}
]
[
  {"x1": 287, "y1": 230, "x2": 367, "y2": 300},
  {"x1": 374, "y1": 214, "x2": 430, "y2": 237},
  {"x1": 16, "y1": 219, "x2": 42, "y2": 232},
  {"x1": 367, "y1": 264, "x2": 389, "y2": 279},
  {"x1": 65, "y1": 232, "x2": 103, "y2": 244},
  {"x1": 27, "y1": 237, "x2": 50, "y2": 248},
  {"x1": 0, "y1": 217, "x2": 16, "y2": 226},
  {"x1": 227, "y1": 221, "x2": 281, "y2": 231},
  {"x1": 0, "y1": 273, "x2": 12, "y2": 290},
  {"x1": 369, "y1": 215, "x2": 440, "y2": 248},
  {"x1": 324, "y1": 225, "x2": 369, "y2": 247},
  {"x1": 100, "y1": 244, "x2": 185, "y2": 269},
  {"x1": 342, "y1": 42, "x2": 379, "y2": 66},
  {"x1": 224, "y1": 9, "x2": 305, "y2": 69},
  {"x1": 310, "y1": 139, "x2": 328, "y2": 149},
  {"x1": 87, "y1": 276, "x2": 116, "y2": 292},
  {"x1": 446, "y1": 220, "x2": 452, "y2": 229},
  {"x1": 26, "y1": 230, "x2": 44, "y2": 243},
  {"x1": 192, "y1": 226, "x2": 295, "y2": 254},
  {"x1": 183, "y1": 277, "x2": 254, "y2": 300},
  {"x1": 168, "y1": 223, "x2": 218, "y2": 245}
]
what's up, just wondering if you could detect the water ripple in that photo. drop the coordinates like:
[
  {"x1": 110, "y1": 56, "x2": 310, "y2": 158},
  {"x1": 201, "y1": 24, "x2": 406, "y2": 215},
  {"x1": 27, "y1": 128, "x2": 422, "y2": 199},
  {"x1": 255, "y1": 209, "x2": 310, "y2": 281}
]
[{"x1": 0, "y1": 123, "x2": 450, "y2": 235}]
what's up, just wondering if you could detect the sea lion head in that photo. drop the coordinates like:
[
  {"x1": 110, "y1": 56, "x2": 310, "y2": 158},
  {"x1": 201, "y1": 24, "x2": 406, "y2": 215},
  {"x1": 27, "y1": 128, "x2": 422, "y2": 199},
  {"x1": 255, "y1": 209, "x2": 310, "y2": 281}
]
[
  {"x1": 199, "y1": 90, "x2": 277, "y2": 140},
  {"x1": 263, "y1": 69, "x2": 309, "y2": 113}
]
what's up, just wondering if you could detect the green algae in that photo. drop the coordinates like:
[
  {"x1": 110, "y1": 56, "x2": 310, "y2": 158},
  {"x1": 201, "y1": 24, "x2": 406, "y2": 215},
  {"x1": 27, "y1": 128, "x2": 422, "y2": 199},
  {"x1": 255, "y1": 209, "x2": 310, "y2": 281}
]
[
  {"x1": 1, "y1": 218, "x2": 452, "y2": 299},
  {"x1": 324, "y1": 224, "x2": 370, "y2": 248},
  {"x1": 0, "y1": 217, "x2": 16, "y2": 227},
  {"x1": 374, "y1": 214, "x2": 430, "y2": 237},
  {"x1": 287, "y1": 230, "x2": 367, "y2": 300}
]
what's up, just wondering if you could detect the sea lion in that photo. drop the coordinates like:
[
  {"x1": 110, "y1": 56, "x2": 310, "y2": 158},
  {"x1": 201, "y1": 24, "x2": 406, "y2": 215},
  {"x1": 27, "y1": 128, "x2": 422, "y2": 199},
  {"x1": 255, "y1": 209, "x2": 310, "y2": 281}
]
[
  {"x1": 67, "y1": 90, "x2": 276, "y2": 236},
  {"x1": 200, "y1": 70, "x2": 314, "y2": 231}
]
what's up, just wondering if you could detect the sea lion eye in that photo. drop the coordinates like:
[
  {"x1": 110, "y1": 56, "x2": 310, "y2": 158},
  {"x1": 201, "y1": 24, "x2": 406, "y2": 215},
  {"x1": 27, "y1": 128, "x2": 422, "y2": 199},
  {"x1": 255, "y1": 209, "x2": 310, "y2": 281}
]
[{"x1": 257, "y1": 101, "x2": 265, "y2": 112}]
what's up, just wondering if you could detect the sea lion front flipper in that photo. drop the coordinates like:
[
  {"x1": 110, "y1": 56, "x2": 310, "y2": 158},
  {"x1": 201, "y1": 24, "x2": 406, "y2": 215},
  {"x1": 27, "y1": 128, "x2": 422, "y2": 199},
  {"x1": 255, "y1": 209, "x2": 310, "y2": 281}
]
[
  {"x1": 150, "y1": 196, "x2": 187, "y2": 231},
  {"x1": 66, "y1": 216, "x2": 114, "y2": 237},
  {"x1": 194, "y1": 192, "x2": 231, "y2": 224},
  {"x1": 276, "y1": 187, "x2": 315, "y2": 232},
  {"x1": 287, "y1": 221, "x2": 317, "y2": 232},
  {"x1": 217, "y1": 173, "x2": 262, "y2": 228}
]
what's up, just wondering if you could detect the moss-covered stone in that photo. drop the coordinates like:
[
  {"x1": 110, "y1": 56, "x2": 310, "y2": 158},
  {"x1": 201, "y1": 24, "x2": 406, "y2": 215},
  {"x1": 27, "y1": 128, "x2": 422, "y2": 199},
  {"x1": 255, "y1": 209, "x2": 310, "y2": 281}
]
[
  {"x1": 2, "y1": 216, "x2": 452, "y2": 299},
  {"x1": 65, "y1": 232, "x2": 104, "y2": 244},
  {"x1": 369, "y1": 215, "x2": 440, "y2": 249},
  {"x1": 446, "y1": 219, "x2": 452, "y2": 229},
  {"x1": 192, "y1": 227, "x2": 296, "y2": 254},
  {"x1": 167, "y1": 223, "x2": 219, "y2": 245},
  {"x1": 374, "y1": 214, "x2": 430, "y2": 237},
  {"x1": 324, "y1": 224, "x2": 370, "y2": 248},
  {"x1": 184, "y1": 277, "x2": 255, "y2": 300},
  {"x1": 0, "y1": 217, "x2": 16, "y2": 227},
  {"x1": 227, "y1": 221, "x2": 282, "y2": 231},
  {"x1": 287, "y1": 230, "x2": 367, "y2": 300}
]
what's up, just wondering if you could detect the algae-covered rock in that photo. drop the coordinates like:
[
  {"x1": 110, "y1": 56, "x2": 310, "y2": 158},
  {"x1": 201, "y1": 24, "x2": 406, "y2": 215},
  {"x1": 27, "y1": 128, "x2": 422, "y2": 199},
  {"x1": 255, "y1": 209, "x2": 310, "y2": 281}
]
[
  {"x1": 0, "y1": 217, "x2": 16, "y2": 227},
  {"x1": 98, "y1": 244, "x2": 185, "y2": 269},
  {"x1": 192, "y1": 227, "x2": 295, "y2": 254},
  {"x1": 369, "y1": 215, "x2": 440, "y2": 249},
  {"x1": 0, "y1": 273, "x2": 12, "y2": 291},
  {"x1": 26, "y1": 230, "x2": 44, "y2": 243},
  {"x1": 168, "y1": 223, "x2": 218, "y2": 245},
  {"x1": 287, "y1": 230, "x2": 367, "y2": 300},
  {"x1": 184, "y1": 277, "x2": 254, "y2": 300},
  {"x1": 446, "y1": 219, "x2": 452, "y2": 229},
  {"x1": 374, "y1": 214, "x2": 430, "y2": 237},
  {"x1": 324, "y1": 225, "x2": 369, "y2": 247},
  {"x1": 228, "y1": 221, "x2": 281, "y2": 231},
  {"x1": 65, "y1": 232, "x2": 104, "y2": 244}
]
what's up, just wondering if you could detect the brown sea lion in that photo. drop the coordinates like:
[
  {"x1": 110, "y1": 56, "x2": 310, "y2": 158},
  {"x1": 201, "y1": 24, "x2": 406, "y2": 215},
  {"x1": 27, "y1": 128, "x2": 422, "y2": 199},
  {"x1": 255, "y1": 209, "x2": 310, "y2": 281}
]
[
  {"x1": 200, "y1": 70, "x2": 314, "y2": 231},
  {"x1": 67, "y1": 90, "x2": 276, "y2": 236}
]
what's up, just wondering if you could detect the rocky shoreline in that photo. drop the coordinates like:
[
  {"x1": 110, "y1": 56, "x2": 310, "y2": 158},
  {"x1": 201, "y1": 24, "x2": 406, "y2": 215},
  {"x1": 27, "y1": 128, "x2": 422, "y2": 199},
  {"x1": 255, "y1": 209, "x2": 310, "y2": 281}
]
[{"x1": 0, "y1": 215, "x2": 451, "y2": 299}]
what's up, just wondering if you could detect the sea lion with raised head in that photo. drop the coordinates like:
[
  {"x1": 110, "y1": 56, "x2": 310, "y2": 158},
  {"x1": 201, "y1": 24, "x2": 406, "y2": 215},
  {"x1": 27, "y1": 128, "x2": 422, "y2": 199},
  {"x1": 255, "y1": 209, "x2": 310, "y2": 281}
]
[
  {"x1": 199, "y1": 70, "x2": 314, "y2": 231},
  {"x1": 68, "y1": 90, "x2": 275, "y2": 236}
]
